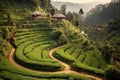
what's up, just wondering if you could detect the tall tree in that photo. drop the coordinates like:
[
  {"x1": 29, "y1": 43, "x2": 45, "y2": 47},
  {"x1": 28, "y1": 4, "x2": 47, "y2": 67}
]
[
  {"x1": 60, "y1": 4, "x2": 67, "y2": 15},
  {"x1": 31, "y1": 0, "x2": 40, "y2": 11},
  {"x1": 50, "y1": 8, "x2": 55, "y2": 15}
]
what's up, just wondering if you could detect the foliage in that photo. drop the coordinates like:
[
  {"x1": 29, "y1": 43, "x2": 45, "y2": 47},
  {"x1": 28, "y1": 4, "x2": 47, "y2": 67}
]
[
  {"x1": 53, "y1": 43, "x2": 107, "y2": 75},
  {"x1": 60, "y1": 4, "x2": 67, "y2": 15},
  {"x1": 84, "y1": 1, "x2": 120, "y2": 25},
  {"x1": 105, "y1": 65, "x2": 120, "y2": 80},
  {"x1": 51, "y1": 30, "x2": 62, "y2": 40},
  {"x1": 66, "y1": 11, "x2": 80, "y2": 26},
  {"x1": 0, "y1": 0, "x2": 112, "y2": 79}
]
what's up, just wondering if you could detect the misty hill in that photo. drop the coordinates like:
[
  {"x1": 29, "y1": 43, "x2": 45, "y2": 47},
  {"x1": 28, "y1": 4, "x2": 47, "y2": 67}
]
[
  {"x1": 51, "y1": 1, "x2": 105, "y2": 13},
  {"x1": 83, "y1": 1, "x2": 120, "y2": 25}
]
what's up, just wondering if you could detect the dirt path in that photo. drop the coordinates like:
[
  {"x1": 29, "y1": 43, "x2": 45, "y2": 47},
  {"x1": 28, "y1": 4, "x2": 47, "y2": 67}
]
[
  {"x1": 9, "y1": 28, "x2": 102, "y2": 80},
  {"x1": 49, "y1": 45, "x2": 102, "y2": 80},
  {"x1": 9, "y1": 45, "x2": 102, "y2": 80}
]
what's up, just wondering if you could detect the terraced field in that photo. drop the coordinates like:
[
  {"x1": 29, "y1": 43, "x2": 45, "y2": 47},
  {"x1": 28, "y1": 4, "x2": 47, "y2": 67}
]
[
  {"x1": 0, "y1": 3, "x2": 107, "y2": 79},
  {"x1": 5, "y1": 17, "x2": 104, "y2": 79},
  {"x1": 13, "y1": 18, "x2": 65, "y2": 71},
  {"x1": 0, "y1": 5, "x2": 91, "y2": 79},
  {"x1": 54, "y1": 44, "x2": 107, "y2": 75}
]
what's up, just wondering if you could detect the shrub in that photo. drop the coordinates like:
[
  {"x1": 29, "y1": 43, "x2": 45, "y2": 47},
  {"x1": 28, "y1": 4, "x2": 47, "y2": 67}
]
[
  {"x1": 53, "y1": 51, "x2": 75, "y2": 64},
  {"x1": 51, "y1": 31, "x2": 62, "y2": 40},
  {"x1": 105, "y1": 65, "x2": 120, "y2": 80},
  {"x1": 73, "y1": 62, "x2": 105, "y2": 76}
]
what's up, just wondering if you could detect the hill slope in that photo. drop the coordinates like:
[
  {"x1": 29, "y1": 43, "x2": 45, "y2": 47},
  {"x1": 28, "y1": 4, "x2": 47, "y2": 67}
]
[
  {"x1": 0, "y1": 0, "x2": 108, "y2": 80},
  {"x1": 83, "y1": 1, "x2": 120, "y2": 25}
]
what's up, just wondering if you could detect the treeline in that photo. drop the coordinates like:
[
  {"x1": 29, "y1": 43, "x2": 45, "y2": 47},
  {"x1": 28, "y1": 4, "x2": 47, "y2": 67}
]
[
  {"x1": 50, "y1": 3, "x2": 84, "y2": 27},
  {"x1": 83, "y1": 0, "x2": 120, "y2": 25},
  {"x1": 107, "y1": 17, "x2": 120, "y2": 60}
]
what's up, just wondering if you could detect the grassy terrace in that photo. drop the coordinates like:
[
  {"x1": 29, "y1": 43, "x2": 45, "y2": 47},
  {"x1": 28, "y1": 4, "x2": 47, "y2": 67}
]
[
  {"x1": 0, "y1": 18, "x2": 89, "y2": 80},
  {"x1": 52, "y1": 21, "x2": 108, "y2": 76},
  {"x1": 54, "y1": 44, "x2": 107, "y2": 75},
  {"x1": 13, "y1": 18, "x2": 65, "y2": 71},
  {"x1": 0, "y1": 1, "x2": 90, "y2": 79}
]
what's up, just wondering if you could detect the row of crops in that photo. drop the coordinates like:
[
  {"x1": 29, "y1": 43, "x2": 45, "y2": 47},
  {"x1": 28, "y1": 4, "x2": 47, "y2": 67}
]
[
  {"x1": 13, "y1": 18, "x2": 65, "y2": 71},
  {"x1": 0, "y1": 17, "x2": 89, "y2": 79},
  {"x1": 0, "y1": 1, "x2": 90, "y2": 79},
  {"x1": 53, "y1": 43, "x2": 107, "y2": 75}
]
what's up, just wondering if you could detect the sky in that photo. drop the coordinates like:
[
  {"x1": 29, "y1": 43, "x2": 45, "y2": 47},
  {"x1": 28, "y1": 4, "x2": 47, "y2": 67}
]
[{"x1": 51, "y1": 0, "x2": 111, "y2": 3}]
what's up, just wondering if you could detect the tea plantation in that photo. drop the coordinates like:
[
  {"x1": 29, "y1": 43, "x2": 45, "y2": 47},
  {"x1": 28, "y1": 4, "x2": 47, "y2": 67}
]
[{"x1": 0, "y1": 0, "x2": 108, "y2": 80}]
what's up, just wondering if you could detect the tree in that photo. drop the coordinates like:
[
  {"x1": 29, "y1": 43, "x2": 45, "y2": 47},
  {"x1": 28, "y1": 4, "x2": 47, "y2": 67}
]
[
  {"x1": 79, "y1": 8, "x2": 84, "y2": 15},
  {"x1": 66, "y1": 12, "x2": 73, "y2": 22},
  {"x1": 50, "y1": 8, "x2": 55, "y2": 15},
  {"x1": 60, "y1": 4, "x2": 67, "y2": 15},
  {"x1": 106, "y1": 66, "x2": 120, "y2": 80},
  {"x1": 100, "y1": 42, "x2": 115, "y2": 64},
  {"x1": 74, "y1": 20, "x2": 79, "y2": 27},
  {"x1": 31, "y1": 0, "x2": 40, "y2": 11},
  {"x1": 52, "y1": 31, "x2": 62, "y2": 40}
]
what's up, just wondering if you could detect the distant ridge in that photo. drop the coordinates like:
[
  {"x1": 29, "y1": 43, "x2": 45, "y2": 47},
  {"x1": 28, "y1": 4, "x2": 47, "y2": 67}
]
[{"x1": 51, "y1": 1, "x2": 105, "y2": 13}]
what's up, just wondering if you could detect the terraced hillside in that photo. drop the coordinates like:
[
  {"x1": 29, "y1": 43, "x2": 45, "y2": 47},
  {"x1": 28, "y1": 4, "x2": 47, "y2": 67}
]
[
  {"x1": 13, "y1": 18, "x2": 65, "y2": 71},
  {"x1": 54, "y1": 44, "x2": 107, "y2": 75},
  {"x1": 0, "y1": 0, "x2": 109, "y2": 80},
  {"x1": 52, "y1": 21, "x2": 107, "y2": 75},
  {"x1": 0, "y1": 18, "x2": 90, "y2": 80}
]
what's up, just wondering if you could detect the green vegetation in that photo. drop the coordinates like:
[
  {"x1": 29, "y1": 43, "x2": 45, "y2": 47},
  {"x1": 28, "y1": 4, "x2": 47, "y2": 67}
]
[
  {"x1": 54, "y1": 44, "x2": 106, "y2": 75},
  {"x1": 0, "y1": 55, "x2": 89, "y2": 80},
  {"x1": 51, "y1": 20, "x2": 107, "y2": 76},
  {"x1": 13, "y1": 19, "x2": 65, "y2": 71},
  {"x1": 0, "y1": 0, "x2": 90, "y2": 79},
  {"x1": 83, "y1": 1, "x2": 120, "y2": 25},
  {"x1": 1, "y1": 0, "x2": 118, "y2": 80}
]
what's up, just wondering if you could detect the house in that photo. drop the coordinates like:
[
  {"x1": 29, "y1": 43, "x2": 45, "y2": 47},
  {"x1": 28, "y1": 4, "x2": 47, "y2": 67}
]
[
  {"x1": 31, "y1": 11, "x2": 42, "y2": 19},
  {"x1": 52, "y1": 13, "x2": 66, "y2": 21}
]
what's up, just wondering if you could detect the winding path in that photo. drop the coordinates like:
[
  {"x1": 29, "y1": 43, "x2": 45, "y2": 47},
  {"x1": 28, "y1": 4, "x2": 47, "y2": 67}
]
[
  {"x1": 9, "y1": 45, "x2": 102, "y2": 80},
  {"x1": 8, "y1": 27, "x2": 102, "y2": 80}
]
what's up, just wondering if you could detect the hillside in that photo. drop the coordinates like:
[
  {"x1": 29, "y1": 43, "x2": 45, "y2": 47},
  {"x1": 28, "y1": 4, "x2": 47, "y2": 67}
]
[
  {"x1": 83, "y1": 1, "x2": 120, "y2": 25},
  {"x1": 106, "y1": 17, "x2": 120, "y2": 61},
  {"x1": 0, "y1": 0, "x2": 116, "y2": 80},
  {"x1": 80, "y1": 2, "x2": 120, "y2": 78}
]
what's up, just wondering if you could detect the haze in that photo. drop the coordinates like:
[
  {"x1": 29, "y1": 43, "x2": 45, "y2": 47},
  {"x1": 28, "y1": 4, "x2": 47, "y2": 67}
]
[{"x1": 51, "y1": 0, "x2": 111, "y2": 3}]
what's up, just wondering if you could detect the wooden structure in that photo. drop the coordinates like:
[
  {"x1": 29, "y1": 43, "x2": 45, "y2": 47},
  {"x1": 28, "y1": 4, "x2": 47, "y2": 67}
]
[
  {"x1": 31, "y1": 11, "x2": 42, "y2": 19},
  {"x1": 52, "y1": 13, "x2": 66, "y2": 21}
]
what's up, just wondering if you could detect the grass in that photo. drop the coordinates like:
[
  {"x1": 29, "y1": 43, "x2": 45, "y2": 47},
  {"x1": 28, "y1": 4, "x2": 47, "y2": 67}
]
[
  {"x1": 0, "y1": 55, "x2": 89, "y2": 80},
  {"x1": 0, "y1": 1, "x2": 91, "y2": 79},
  {"x1": 25, "y1": 44, "x2": 50, "y2": 61},
  {"x1": 14, "y1": 26, "x2": 63, "y2": 71},
  {"x1": 53, "y1": 43, "x2": 107, "y2": 75},
  {"x1": 74, "y1": 62, "x2": 105, "y2": 75}
]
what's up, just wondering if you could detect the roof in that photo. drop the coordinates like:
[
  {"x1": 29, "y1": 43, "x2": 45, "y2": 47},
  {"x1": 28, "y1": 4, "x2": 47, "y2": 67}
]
[
  {"x1": 32, "y1": 11, "x2": 42, "y2": 15},
  {"x1": 52, "y1": 13, "x2": 66, "y2": 18}
]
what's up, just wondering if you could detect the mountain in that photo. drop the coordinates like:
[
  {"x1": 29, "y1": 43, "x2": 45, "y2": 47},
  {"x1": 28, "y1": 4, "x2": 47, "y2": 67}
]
[
  {"x1": 83, "y1": 1, "x2": 120, "y2": 25},
  {"x1": 51, "y1": 1, "x2": 105, "y2": 13}
]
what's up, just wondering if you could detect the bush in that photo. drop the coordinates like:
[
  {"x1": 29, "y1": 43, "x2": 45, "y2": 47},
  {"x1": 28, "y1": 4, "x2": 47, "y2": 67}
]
[
  {"x1": 53, "y1": 50, "x2": 75, "y2": 64},
  {"x1": 73, "y1": 62, "x2": 105, "y2": 76},
  {"x1": 51, "y1": 31, "x2": 62, "y2": 40},
  {"x1": 105, "y1": 65, "x2": 120, "y2": 80}
]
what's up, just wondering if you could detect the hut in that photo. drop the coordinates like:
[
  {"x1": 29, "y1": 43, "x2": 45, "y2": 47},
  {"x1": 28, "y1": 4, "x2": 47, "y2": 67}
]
[
  {"x1": 31, "y1": 11, "x2": 42, "y2": 19},
  {"x1": 52, "y1": 13, "x2": 66, "y2": 21}
]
